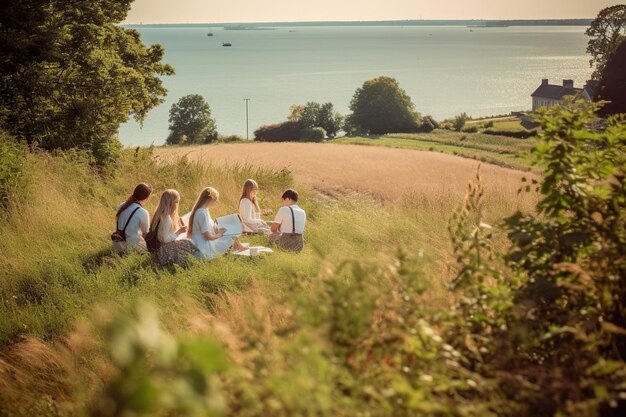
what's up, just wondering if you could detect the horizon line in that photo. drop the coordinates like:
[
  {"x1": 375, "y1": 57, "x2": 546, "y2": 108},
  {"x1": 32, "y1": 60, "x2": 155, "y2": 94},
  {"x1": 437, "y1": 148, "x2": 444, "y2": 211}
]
[{"x1": 121, "y1": 17, "x2": 594, "y2": 26}]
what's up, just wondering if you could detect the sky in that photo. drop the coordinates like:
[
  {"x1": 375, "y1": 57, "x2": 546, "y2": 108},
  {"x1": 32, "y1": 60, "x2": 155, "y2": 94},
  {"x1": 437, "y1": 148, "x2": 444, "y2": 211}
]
[{"x1": 123, "y1": 0, "x2": 615, "y2": 24}]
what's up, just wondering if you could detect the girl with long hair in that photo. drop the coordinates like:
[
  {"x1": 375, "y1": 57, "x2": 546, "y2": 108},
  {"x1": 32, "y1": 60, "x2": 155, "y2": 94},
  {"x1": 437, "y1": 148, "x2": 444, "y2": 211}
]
[
  {"x1": 112, "y1": 183, "x2": 153, "y2": 254},
  {"x1": 149, "y1": 189, "x2": 198, "y2": 266},
  {"x1": 238, "y1": 179, "x2": 271, "y2": 234},
  {"x1": 188, "y1": 187, "x2": 247, "y2": 260}
]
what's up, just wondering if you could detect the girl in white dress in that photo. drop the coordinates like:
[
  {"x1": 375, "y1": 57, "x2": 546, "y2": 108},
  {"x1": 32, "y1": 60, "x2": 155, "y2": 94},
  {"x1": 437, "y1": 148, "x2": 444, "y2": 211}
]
[
  {"x1": 238, "y1": 179, "x2": 271, "y2": 234},
  {"x1": 150, "y1": 189, "x2": 198, "y2": 266},
  {"x1": 188, "y1": 187, "x2": 247, "y2": 260}
]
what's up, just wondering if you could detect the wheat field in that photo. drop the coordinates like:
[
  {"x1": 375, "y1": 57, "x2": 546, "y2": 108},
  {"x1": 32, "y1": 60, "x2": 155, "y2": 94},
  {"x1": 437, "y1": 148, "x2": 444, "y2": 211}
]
[{"x1": 155, "y1": 142, "x2": 537, "y2": 214}]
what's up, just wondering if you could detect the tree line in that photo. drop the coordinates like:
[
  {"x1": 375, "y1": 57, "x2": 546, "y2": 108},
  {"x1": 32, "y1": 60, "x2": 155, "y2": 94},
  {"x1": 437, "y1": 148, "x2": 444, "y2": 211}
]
[{"x1": 0, "y1": 2, "x2": 624, "y2": 152}]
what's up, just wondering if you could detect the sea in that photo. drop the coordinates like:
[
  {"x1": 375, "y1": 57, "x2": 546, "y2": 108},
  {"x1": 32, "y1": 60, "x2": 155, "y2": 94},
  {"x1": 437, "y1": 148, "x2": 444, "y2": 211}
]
[{"x1": 118, "y1": 24, "x2": 592, "y2": 146}]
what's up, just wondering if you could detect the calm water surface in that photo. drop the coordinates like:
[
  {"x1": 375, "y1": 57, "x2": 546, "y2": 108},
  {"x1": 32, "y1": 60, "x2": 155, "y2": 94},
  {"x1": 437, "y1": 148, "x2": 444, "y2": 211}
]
[{"x1": 119, "y1": 25, "x2": 591, "y2": 146}]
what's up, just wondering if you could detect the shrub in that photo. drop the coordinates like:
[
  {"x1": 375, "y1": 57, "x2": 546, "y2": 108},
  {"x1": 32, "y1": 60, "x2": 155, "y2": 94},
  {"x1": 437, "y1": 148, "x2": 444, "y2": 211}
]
[
  {"x1": 418, "y1": 115, "x2": 439, "y2": 132},
  {"x1": 453, "y1": 113, "x2": 469, "y2": 131},
  {"x1": 484, "y1": 120, "x2": 494, "y2": 128},
  {"x1": 462, "y1": 125, "x2": 479, "y2": 133},
  {"x1": 446, "y1": 100, "x2": 626, "y2": 416},
  {"x1": 0, "y1": 131, "x2": 27, "y2": 210},
  {"x1": 218, "y1": 134, "x2": 245, "y2": 143},
  {"x1": 300, "y1": 127, "x2": 326, "y2": 142},
  {"x1": 483, "y1": 129, "x2": 537, "y2": 138},
  {"x1": 254, "y1": 121, "x2": 304, "y2": 142}
]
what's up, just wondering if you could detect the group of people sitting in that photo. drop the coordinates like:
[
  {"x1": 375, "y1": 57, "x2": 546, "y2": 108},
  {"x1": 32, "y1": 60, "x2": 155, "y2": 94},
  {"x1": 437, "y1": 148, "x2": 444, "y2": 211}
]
[{"x1": 111, "y1": 179, "x2": 306, "y2": 266}]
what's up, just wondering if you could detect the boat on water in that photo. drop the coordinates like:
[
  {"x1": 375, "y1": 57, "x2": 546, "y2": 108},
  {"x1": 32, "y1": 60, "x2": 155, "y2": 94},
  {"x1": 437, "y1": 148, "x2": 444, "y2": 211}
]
[
  {"x1": 207, "y1": 32, "x2": 214, "y2": 36},
  {"x1": 222, "y1": 42, "x2": 232, "y2": 47}
]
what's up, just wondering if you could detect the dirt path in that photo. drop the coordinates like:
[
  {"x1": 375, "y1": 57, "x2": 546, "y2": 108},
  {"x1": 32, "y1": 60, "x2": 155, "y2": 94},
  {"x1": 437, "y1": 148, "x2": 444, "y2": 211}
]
[{"x1": 154, "y1": 142, "x2": 534, "y2": 204}]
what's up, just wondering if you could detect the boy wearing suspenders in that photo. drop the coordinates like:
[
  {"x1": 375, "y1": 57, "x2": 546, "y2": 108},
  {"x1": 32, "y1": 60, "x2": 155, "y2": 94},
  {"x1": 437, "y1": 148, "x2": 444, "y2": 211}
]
[{"x1": 269, "y1": 189, "x2": 306, "y2": 252}]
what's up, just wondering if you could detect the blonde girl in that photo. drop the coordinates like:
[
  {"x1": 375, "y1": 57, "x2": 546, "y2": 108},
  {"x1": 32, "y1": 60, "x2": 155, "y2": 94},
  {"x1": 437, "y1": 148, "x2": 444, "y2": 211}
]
[
  {"x1": 150, "y1": 189, "x2": 198, "y2": 266},
  {"x1": 188, "y1": 187, "x2": 246, "y2": 260},
  {"x1": 238, "y1": 179, "x2": 270, "y2": 234}
]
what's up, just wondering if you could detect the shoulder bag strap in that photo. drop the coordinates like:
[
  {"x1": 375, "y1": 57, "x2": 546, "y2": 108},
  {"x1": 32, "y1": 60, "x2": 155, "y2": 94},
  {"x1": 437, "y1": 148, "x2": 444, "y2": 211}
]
[
  {"x1": 121, "y1": 206, "x2": 142, "y2": 234},
  {"x1": 289, "y1": 206, "x2": 296, "y2": 234}
]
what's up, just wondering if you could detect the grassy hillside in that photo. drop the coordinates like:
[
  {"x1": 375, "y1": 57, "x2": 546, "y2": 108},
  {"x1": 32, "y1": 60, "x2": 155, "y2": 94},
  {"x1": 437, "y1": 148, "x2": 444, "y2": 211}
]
[
  {"x1": 0, "y1": 145, "x2": 530, "y2": 415},
  {"x1": 2, "y1": 102, "x2": 624, "y2": 416},
  {"x1": 335, "y1": 129, "x2": 537, "y2": 171}
]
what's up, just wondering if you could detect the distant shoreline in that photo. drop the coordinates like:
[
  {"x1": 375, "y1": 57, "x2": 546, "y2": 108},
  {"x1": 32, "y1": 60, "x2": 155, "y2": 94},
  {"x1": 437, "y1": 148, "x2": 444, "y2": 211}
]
[{"x1": 123, "y1": 19, "x2": 592, "y2": 28}]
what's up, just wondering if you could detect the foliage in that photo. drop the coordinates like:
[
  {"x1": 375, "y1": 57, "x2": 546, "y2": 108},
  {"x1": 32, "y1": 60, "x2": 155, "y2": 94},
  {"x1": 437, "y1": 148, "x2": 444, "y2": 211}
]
[
  {"x1": 348, "y1": 76, "x2": 421, "y2": 134},
  {"x1": 445, "y1": 100, "x2": 626, "y2": 416},
  {"x1": 462, "y1": 125, "x2": 479, "y2": 133},
  {"x1": 217, "y1": 134, "x2": 246, "y2": 143},
  {"x1": 167, "y1": 94, "x2": 218, "y2": 145},
  {"x1": 482, "y1": 129, "x2": 537, "y2": 139},
  {"x1": 254, "y1": 121, "x2": 304, "y2": 142},
  {"x1": 0, "y1": 0, "x2": 174, "y2": 168},
  {"x1": 595, "y1": 40, "x2": 626, "y2": 117},
  {"x1": 453, "y1": 112, "x2": 470, "y2": 132},
  {"x1": 1, "y1": 101, "x2": 625, "y2": 416},
  {"x1": 89, "y1": 302, "x2": 227, "y2": 417},
  {"x1": 586, "y1": 4, "x2": 626, "y2": 80},
  {"x1": 0, "y1": 131, "x2": 27, "y2": 210},
  {"x1": 300, "y1": 126, "x2": 326, "y2": 142},
  {"x1": 288, "y1": 102, "x2": 343, "y2": 138},
  {"x1": 418, "y1": 115, "x2": 439, "y2": 132}
]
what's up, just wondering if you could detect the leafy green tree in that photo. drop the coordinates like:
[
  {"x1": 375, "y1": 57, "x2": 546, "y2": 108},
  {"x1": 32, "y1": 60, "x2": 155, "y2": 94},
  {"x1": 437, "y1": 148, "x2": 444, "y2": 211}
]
[
  {"x1": 289, "y1": 102, "x2": 343, "y2": 138},
  {"x1": 595, "y1": 40, "x2": 626, "y2": 116},
  {"x1": 348, "y1": 76, "x2": 420, "y2": 135},
  {"x1": 166, "y1": 95, "x2": 217, "y2": 145},
  {"x1": 586, "y1": 4, "x2": 626, "y2": 80},
  {"x1": 0, "y1": 0, "x2": 174, "y2": 169},
  {"x1": 453, "y1": 112, "x2": 469, "y2": 131},
  {"x1": 287, "y1": 104, "x2": 304, "y2": 122}
]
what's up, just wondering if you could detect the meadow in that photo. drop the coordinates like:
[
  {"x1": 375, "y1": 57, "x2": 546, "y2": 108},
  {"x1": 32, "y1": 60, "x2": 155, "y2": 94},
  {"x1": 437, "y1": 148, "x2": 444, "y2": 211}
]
[
  {"x1": 3, "y1": 100, "x2": 623, "y2": 417},
  {"x1": 0, "y1": 142, "x2": 535, "y2": 416},
  {"x1": 335, "y1": 129, "x2": 537, "y2": 171}
]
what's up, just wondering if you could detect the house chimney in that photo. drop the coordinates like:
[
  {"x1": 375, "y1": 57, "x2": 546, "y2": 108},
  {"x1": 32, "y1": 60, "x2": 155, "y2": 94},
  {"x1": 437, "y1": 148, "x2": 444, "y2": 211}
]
[
  {"x1": 563, "y1": 79, "x2": 574, "y2": 88},
  {"x1": 542, "y1": 79, "x2": 549, "y2": 85}
]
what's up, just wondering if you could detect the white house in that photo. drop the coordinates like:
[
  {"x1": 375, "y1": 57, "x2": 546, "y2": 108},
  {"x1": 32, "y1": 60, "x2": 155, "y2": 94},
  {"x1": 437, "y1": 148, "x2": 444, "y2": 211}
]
[{"x1": 531, "y1": 79, "x2": 581, "y2": 111}]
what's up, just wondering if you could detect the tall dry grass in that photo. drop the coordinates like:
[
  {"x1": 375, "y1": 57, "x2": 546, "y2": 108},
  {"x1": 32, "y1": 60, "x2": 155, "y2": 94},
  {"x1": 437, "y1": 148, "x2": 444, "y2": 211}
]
[
  {"x1": 154, "y1": 142, "x2": 537, "y2": 210},
  {"x1": 0, "y1": 144, "x2": 537, "y2": 416}
]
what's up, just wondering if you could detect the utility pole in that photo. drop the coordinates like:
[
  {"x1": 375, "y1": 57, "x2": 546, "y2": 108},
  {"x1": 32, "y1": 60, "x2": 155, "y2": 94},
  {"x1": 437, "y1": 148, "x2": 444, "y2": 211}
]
[{"x1": 244, "y1": 98, "x2": 250, "y2": 140}]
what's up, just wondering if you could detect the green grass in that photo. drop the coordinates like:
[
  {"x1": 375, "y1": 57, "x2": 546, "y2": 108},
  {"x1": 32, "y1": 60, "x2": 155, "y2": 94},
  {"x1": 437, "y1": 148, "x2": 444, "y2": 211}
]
[
  {"x1": 0, "y1": 147, "x2": 532, "y2": 416},
  {"x1": 334, "y1": 129, "x2": 537, "y2": 171},
  {"x1": 0, "y1": 149, "x2": 462, "y2": 348}
]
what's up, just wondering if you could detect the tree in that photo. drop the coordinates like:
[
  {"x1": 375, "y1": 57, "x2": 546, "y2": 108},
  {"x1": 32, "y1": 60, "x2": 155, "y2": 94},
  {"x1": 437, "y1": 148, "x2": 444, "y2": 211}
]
[
  {"x1": 586, "y1": 4, "x2": 626, "y2": 80},
  {"x1": 0, "y1": 0, "x2": 174, "y2": 168},
  {"x1": 166, "y1": 95, "x2": 217, "y2": 145},
  {"x1": 453, "y1": 113, "x2": 469, "y2": 132},
  {"x1": 595, "y1": 39, "x2": 626, "y2": 116},
  {"x1": 289, "y1": 102, "x2": 343, "y2": 138},
  {"x1": 348, "y1": 77, "x2": 420, "y2": 135}
]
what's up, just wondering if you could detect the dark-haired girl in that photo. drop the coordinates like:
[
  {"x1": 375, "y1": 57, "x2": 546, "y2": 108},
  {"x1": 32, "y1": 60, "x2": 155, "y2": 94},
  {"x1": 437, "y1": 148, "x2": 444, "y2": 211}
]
[{"x1": 113, "y1": 183, "x2": 153, "y2": 254}]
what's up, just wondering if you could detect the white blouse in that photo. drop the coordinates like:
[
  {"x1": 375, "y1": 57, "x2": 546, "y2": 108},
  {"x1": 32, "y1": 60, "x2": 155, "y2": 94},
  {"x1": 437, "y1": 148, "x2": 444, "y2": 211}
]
[
  {"x1": 157, "y1": 215, "x2": 178, "y2": 244},
  {"x1": 116, "y1": 202, "x2": 150, "y2": 245},
  {"x1": 239, "y1": 198, "x2": 262, "y2": 226}
]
